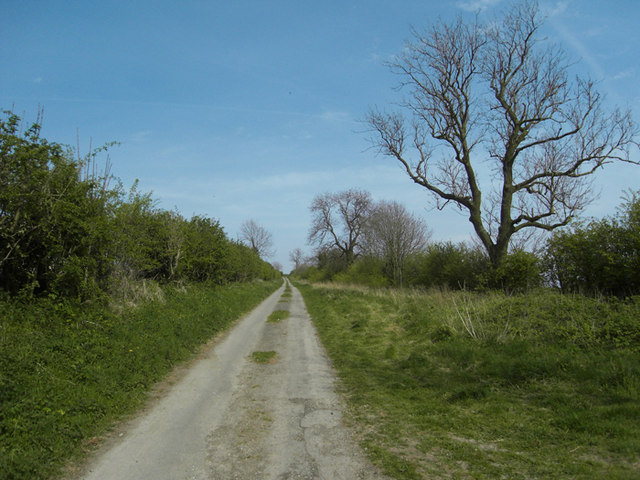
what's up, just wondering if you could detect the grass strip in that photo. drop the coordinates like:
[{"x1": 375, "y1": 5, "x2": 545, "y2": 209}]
[
  {"x1": 250, "y1": 351, "x2": 278, "y2": 364},
  {"x1": 296, "y1": 282, "x2": 640, "y2": 479},
  {"x1": 267, "y1": 309, "x2": 290, "y2": 323},
  {"x1": 0, "y1": 280, "x2": 280, "y2": 480}
]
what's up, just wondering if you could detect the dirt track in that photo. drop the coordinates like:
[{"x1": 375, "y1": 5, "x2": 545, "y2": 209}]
[{"x1": 76, "y1": 280, "x2": 387, "y2": 479}]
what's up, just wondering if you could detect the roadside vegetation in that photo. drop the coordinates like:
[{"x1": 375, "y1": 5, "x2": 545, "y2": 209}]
[
  {"x1": 293, "y1": 187, "x2": 640, "y2": 297},
  {"x1": 291, "y1": 188, "x2": 640, "y2": 478},
  {"x1": 0, "y1": 110, "x2": 282, "y2": 479},
  {"x1": 0, "y1": 280, "x2": 280, "y2": 479},
  {"x1": 296, "y1": 282, "x2": 640, "y2": 479}
]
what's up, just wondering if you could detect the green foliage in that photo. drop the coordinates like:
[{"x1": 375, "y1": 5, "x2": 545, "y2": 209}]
[
  {"x1": 333, "y1": 256, "x2": 389, "y2": 288},
  {"x1": 111, "y1": 184, "x2": 166, "y2": 280},
  {"x1": 250, "y1": 351, "x2": 278, "y2": 364},
  {"x1": 316, "y1": 248, "x2": 350, "y2": 279},
  {"x1": 179, "y1": 216, "x2": 228, "y2": 282},
  {"x1": 297, "y1": 283, "x2": 640, "y2": 479},
  {"x1": 267, "y1": 309, "x2": 290, "y2": 323},
  {"x1": 223, "y1": 241, "x2": 280, "y2": 283},
  {"x1": 405, "y1": 242, "x2": 490, "y2": 290},
  {"x1": 0, "y1": 111, "x2": 114, "y2": 298},
  {"x1": 485, "y1": 249, "x2": 542, "y2": 293},
  {"x1": 294, "y1": 265, "x2": 324, "y2": 283},
  {"x1": 0, "y1": 110, "x2": 279, "y2": 300},
  {"x1": 295, "y1": 242, "x2": 543, "y2": 294},
  {"x1": 0, "y1": 280, "x2": 280, "y2": 480},
  {"x1": 545, "y1": 192, "x2": 640, "y2": 296}
]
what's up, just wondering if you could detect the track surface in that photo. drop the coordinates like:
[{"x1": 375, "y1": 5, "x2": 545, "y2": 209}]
[{"x1": 77, "y1": 280, "x2": 387, "y2": 479}]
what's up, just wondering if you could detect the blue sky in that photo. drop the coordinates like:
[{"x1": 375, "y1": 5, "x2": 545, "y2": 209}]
[{"x1": 2, "y1": 0, "x2": 639, "y2": 272}]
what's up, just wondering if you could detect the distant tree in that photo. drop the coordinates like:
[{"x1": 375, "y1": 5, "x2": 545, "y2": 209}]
[
  {"x1": 363, "y1": 200, "x2": 430, "y2": 286},
  {"x1": 367, "y1": 1, "x2": 638, "y2": 269},
  {"x1": 239, "y1": 219, "x2": 274, "y2": 259},
  {"x1": 271, "y1": 261, "x2": 283, "y2": 272},
  {"x1": 289, "y1": 248, "x2": 304, "y2": 270},
  {"x1": 308, "y1": 189, "x2": 372, "y2": 265}
]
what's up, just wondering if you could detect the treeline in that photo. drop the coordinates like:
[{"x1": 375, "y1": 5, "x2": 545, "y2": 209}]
[
  {"x1": 292, "y1": 189, "x2": 640, "y2": 297},
  {"x1": 0, "y1": 111, "x2": 279, "y2": 301}
]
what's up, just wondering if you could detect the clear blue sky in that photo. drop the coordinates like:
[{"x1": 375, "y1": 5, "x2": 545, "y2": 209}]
[{"x1": 2, "y1": 0, "x2": 639, "y2": 272}]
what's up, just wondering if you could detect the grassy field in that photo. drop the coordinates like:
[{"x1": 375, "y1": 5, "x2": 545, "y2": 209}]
[
  {"x1": 296, "y1": 282, "x2": 640, "y2": 479},
  {"x1": 0, "y1": 280, "x2": 280, "y2": 480}
]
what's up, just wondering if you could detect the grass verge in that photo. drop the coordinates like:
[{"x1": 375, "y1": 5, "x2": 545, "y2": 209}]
[
  {"x1": 0, "y1": 280, "x2": 280, "y2": 480},
  {"x1": 295, "y1": 282, "x2": 640, "y2": 479}
]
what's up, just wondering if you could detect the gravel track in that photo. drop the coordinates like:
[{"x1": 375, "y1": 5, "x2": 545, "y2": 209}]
[{"x1": 76, "y1": 280, "x2": 387, "y2": 479}]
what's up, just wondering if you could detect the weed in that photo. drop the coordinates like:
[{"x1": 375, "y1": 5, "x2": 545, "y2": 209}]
[
  {"x1": 267, "y1": 310, "x2": 290, "y2": 323},
  {"x1": 250, "y1": 351, "x2": 278, "y2": 364}
]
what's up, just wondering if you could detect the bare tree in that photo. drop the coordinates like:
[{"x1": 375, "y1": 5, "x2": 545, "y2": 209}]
[
  {"x1": 289, "y1": 248, "x2": 305, "y2": 270},
  {"x1": 239, "y1": 219, "x2": 274, "y2": 259},
  {"x1": 308, "y1": 189, "x2": 372, "y2": 264},
  {"x1": 367, "y1": 1, "x2": 638, "y2": 268},
  {"x1": 363, "y1": 200, "x2": 431, "y2": 286}
]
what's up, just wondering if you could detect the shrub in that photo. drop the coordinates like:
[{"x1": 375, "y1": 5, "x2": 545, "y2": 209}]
[
  {"x1": 487, "y1": 250, "x2": 542, "y2": 293},
  {"x1": 545, "y1": 191, "x2": 640, "y2": 296},
  {"x1": 333, "y1": 256, "x2": 389, "y2": 288},
  {"x1": 406, "y1": 242, "x2": 490, "y2": 290}
]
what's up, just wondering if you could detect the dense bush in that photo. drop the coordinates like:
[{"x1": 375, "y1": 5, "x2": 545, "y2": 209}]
[
  {"x1": 333, "y1": 256, "x2": 389, "y2": 288},
  {"x1": 486, "y1": 249, "x2": 542, "y2": 293},
  {"x1": 295, "y1": 242, "x2": 545, "y2": 293},
  {"x1": 0, "y1": 111, "x2": 279, "y2": 300},
  {"x1": 545, "y1": 192, "x2": 640, "y2": 296},
  {"x1": 405, "y1": 242, "x2": 490, "y2": 290},
  {"x1": 0, "y1": 112, "x2": 115, "y2": 297}
]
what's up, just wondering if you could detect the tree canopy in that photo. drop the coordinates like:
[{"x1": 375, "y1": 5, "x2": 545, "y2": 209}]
[{"x1": 367, "y1": 1, "x2": 638, "y2": 267}]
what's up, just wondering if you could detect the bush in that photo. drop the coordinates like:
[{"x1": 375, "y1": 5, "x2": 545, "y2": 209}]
[
  {"x1": 487, "y1": 250, "x2": 542, "y2": 293},
  {"x1": 406, "y1": 242, "x2": 490, "y2": 290},
  {"x1": 0, "y1": 111, "x2": 115, "y2": 298},
  {"x1": 545, "y1": 191, "x2": 640, "y2": 296},
  {"x1": 0, "y1": 111, "x2": 279, "y2": 300},
  {"x1": 333, "y1": 256, "x2": 389, "y2": 288}
]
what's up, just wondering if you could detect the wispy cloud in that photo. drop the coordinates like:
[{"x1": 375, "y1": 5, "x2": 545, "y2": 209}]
[
  {"x1": 125, "y1": 130, "x2": 153, "y2": 143},
  {"x1": 544, "y1": 0, "x2": 570, "y2": 17},
  {"x1": 316, "y1": 110, "x2": 350, "y2": 123},
  {"x1": 612, "y1": 69, "x2": 634, "y2": 81},
  {"x1": 549, "y1": 16, "x2": 606, "y2": 80},
  {"x1": 456, "y1": 0, "x2": 502, "y2": 12}
]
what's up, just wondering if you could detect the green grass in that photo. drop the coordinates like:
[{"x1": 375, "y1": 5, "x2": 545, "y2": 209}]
[
  {"x1": 267, "y1": 309, "x2": 290, "y2": 323},
  {"x1": 0, "y1": 280, "x2": 280, "y2": 480},
  {"x1": 250, "y1": 350, "x2": 278, "y2": 364},
  {"x1": 281, "y1": 286, "x2": 292, "y2": 300},
  {"x1": 296, "y1": 282, "x2": 640, "y2": 479}
]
